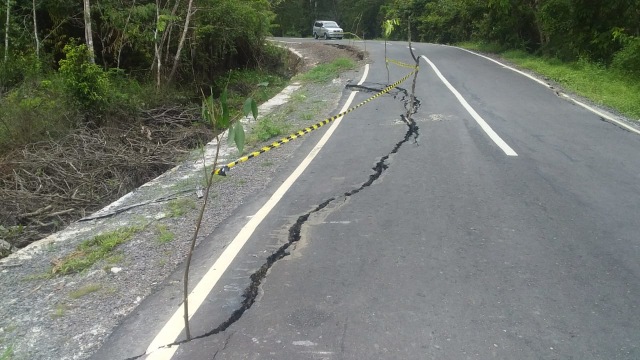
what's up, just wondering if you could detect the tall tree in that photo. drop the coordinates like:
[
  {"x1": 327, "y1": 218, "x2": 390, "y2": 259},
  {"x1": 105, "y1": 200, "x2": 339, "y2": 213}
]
[
  {"x1": 167, "y1": 0, "x2": 193, "y2": 84},
  {"x1": 4, "y1": 0, "x2": 9, "y2": 62},
  {"x1": 154, "y1": 0, "x2": 161, "y2": 87},
  {"x1": 83, "y1": 0, "x2": 95, "y2": 63},
  {"x1": 32, "y1": 0, "x2": 39, "y2": 58}
]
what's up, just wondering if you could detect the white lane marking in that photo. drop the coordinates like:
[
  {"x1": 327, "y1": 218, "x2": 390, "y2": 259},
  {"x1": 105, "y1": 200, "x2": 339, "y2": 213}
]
[
  {"x1": 144, "y1": 64, "x2": 371, "y2": 360},
  {"x1": 357, "y1": 64, "x2": 369, "y2": 86},
  {"x1": 560, "y1": 94, "x2": 640, "y2": 134},
  {"x1": 293, "y1": 340, "x2": 317, "y2": 346},
  {"x1": 421, "y1": 55, "x2": 518, "y2": 156},
  {"x1": 455, "y1": 47, "x2": 550, "y2": 88},
  {"x1": 455, "y1": 46, "x2": 640, "y2": 135}
]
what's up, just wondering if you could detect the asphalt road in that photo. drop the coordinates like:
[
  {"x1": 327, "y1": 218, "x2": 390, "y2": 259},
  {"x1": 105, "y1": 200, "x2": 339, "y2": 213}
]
[{"x1": 95, "y1": 39, "x2": 640, "y2": 360}]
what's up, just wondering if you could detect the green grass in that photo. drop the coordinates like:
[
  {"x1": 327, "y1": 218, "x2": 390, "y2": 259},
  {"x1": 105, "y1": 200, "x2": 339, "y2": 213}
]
[
  {"x1": 247, "y1": 116, "x2": 290, "y2": 144},
  {"x1": 51, "y1": 304, "x2": 67, "y2": 319},
  {"x1": 2, "y1": 324, "x2": 16, "y2": 334},
  {"x1": 213, "y1": 69, "x2": 288, "y2": 119},
  {"x1": 69, "y1": 284, "x2": 102, "y2": 299},
  {"x1": 290, "y1": 92, "x2": 307, "y2": 102},
  {"x1": 104, "y1": 252, "x2": 124, "y2": 265},
  {"x1": 457, "y1": 41, "x2": 507, "y2": 54},
  {"x1": 22, "y1": 272, "x2": 51, "y2": 281},
  {"x1": 0, "y1": 76, "x2": 76, "y2": 153},
  {"x1": 51, "y1": 227, "x2": 140, "y2": 275},
  {"x1": 298, "y1": 58, "x2": 357, "y2": 83},
  {"x1": 155, "y1": 224, "x2": 175, "y2": 244},
  {"x1": 1, "y1": 345, "x2": 13, "y2": 360},
  {"x1": 458, "y1": 42, "x2": 640, "y2": 120},
  {"x1": 166, "y1": 198, "x2": 196, "y2": 218}
]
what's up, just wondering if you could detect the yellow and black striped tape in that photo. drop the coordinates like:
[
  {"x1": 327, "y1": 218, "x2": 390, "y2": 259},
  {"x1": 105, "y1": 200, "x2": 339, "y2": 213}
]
[
  {"x1": 214, "y1": 66, "x2": 419, "y2": 176},
  {"x1": 385, "y1": 58, "x2": 418, "y2": 69}
]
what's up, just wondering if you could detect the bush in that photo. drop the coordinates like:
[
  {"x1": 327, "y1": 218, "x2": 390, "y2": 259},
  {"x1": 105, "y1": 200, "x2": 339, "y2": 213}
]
[
  {"x1": 611, "y1": 37, "x2": 640, "y2": 77},
  {"x1": 58, "y1": 43, "x2": 112, "y2": 112},
  {"x1": 0, "y1": 76, "x2": 79, "y2": 151},
  {"x1": 0, "y1": 52, "x2": 43, "y2": 93},
  {"x1": 256, "y1": 43, "x2": 288, "y2": 74}
]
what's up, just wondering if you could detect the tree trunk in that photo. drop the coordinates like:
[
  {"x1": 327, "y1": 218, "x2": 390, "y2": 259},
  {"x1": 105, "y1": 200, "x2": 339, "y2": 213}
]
[
  {"x1": 117, "y1": 0, "x2": 135, "y2": 69},
  {"x1": 32, "y1": 0, "x2": 39, "y2": 58},
  {"x1": 83, "y1": 0, "x2": 95, "y2": 63},
  {"x1": 152, "y1": 0, "x2": 181, "y2": 88},
  {"x1": 4, "y1": 0, "x2": 10, "y2": 63},
  {"x1": 167, "y1": 0, "x2": 194, "y2": 84},
  {"x1": 154, "y1": 0, "x2": 161, "y2": 88}
]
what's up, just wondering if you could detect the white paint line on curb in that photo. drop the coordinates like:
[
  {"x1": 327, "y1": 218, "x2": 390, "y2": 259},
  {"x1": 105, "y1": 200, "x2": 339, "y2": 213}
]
[
  {"x1": 144, "y1": 64, "x2": 371, "y2": 360},
  {"x1": 421, "y1": 55, "x2": 518, "y2": 156},
  {"x1": 455, "y1": 46, "x2": 640, "y2": 136}
]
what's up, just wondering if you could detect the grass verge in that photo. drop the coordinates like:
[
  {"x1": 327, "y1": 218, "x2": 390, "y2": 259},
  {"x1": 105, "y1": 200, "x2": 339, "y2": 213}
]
[
  {"x1": 213, "y1": 69, "x2": 288, "y2": 120},
  {"x1": 69, "y1": 284, "x2": 102, "y2": 299},
  {"x1": 166, "y1": 198, "x2": 196, "y2": 218},
  {"x1": 0, "y1": 346, "x2": 12, "y2": 359},
  {"x1": 155, "y1": 224, "x2": 175, "y2": 244},
  {"x1": 298, "y1": 58, "x2": 356, "y2": 83},
  {"x1": 0, "y1": 345, "x2": 12, "y2": 360},
  {"x1": 247, "y1": 115, "x2": 291, "y2": 145},
  {"x1": 458, "y1": 42, "x2": 640, "y2": 120},
  {"x1": 51, "y1": 304, "x2": 67, "y2": 319},
  {"x1": 51, "y1": 227, "x2": 140, "y2": 275}
]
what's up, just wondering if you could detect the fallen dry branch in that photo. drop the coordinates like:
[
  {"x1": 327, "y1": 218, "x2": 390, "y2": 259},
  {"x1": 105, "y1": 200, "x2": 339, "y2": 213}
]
[{"x1": 0, "y1": 106, "x2": 212, "y2": 251}]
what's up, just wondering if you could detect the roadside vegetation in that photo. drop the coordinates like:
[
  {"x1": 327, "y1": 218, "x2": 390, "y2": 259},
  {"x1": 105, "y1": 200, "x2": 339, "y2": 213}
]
[
  {"x1": 275, "y1": 0, "x2": 639, "y2": 120},
  {"x1": 298, "y1": 58, "x2": 356, "y2": 82},
  {"x1": 0, "y1": 345, "x2": 12, "y2": 360},
  {"x1": 459, "y1": 43, "x2": 640, "y2": 119},
  {"x1": 166, "y1": 198, "x2": 197, "y2": 218},
  {"x1": 0, "y1": 0, "x2": 291, "y2": 255},
  {"x1": 50, "y1": 226, "x2": 141, "y2": 276},
  {"x1": 248, "y1": 115, "x2": 291, "y2": 144},
  {"x1": 69, "y1": 284, "x2": 102, "y2": 299},
  {"x1": 155, "y1": 224, "x2": 176, "y2": 244}
]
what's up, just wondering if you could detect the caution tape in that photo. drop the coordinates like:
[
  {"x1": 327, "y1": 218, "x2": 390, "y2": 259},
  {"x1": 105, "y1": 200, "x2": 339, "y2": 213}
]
[
  {"x1": 385, "y1": 58, "x2": 417, "y2": 69},
  {"x1": 214, "y1": 64, "x2": 419, "y2": 176}
]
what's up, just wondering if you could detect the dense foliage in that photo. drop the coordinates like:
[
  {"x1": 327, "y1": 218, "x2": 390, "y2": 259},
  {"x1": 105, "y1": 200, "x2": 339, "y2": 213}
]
[
  {"x1": 273, "y1": 0, "x2": 640, "y2": 73},
  {"x1": 0, "y1": 0, "x2": 289, "y2": 251},
  {"x1": 1, "y1": 0, "x2": 277, "y2": 86},
  {"x1": 0, "y1": 0, "x2": 284, "y2": 149}
]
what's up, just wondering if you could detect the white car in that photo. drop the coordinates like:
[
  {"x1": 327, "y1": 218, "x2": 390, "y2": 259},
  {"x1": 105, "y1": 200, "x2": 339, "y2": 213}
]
[{"x1": 313, "y1": 20, "x2": 344, "y2": 40}]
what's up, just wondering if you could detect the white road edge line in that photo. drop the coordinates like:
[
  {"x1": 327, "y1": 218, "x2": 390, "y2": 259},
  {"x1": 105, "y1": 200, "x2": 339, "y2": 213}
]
[
  {"x1": 144, "y1": 64, "x2": 371, "y2": 360},
  {"x1": 455, "y1": 47, "x2": 640, "y2": 136},
  {"x1": 421, "y1": 55, "x2": 518, "y2": 156}
]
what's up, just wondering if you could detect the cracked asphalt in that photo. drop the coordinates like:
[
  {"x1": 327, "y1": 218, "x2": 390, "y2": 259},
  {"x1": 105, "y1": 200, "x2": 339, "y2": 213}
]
[{"x1": 96, "y1": 39, "x2": 640, "y2": 359}]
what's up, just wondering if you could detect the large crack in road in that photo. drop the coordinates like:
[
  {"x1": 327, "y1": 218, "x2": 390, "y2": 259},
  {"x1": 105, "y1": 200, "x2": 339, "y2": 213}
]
[{"x1": 126, "y1": 84, "x2": 421, "y2": 359}]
